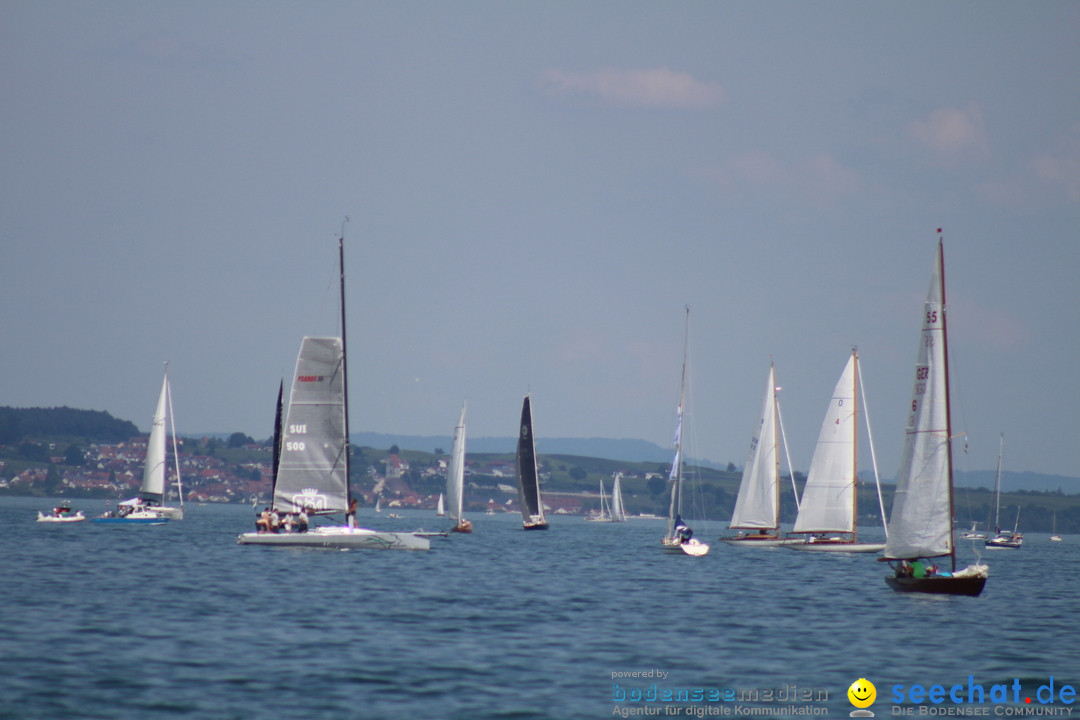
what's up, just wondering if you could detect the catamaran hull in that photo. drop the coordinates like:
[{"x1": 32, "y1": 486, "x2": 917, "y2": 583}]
[
  {"x1": 786, "y1": 541, "x2": 886, "y2": 553},
  {"x1": 237, "y1": 527, "x2": 430, "y2": 550},
  {"x1": 885, "y1": 575, "x2": 986, "y2": 596}
]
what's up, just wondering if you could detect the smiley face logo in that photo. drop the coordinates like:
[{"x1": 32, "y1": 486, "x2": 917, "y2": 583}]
[{"x1": 848, "y1": 678, "x2": 876, "y2": 709}]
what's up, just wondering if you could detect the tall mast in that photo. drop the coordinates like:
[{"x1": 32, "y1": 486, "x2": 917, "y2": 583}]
[
  {"x1": 339, "y1": 218, "x2": 351, "y2": 507},
  {"x1": 938, "y1": 232, "x2": 957, "y2": 572},
  {"x1": 851, "y1": 349, "x2": 859, "y2": 543},
  {"x1": 771, "y1": 363, "x2": 780, "y2": 532}
]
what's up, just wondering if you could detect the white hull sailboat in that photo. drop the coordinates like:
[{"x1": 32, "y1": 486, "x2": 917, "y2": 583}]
[
  {"x1": 882, "y1": 234, "x2": 987, "y2": 596},
  {"x1": 447, "y1": 403, "x2": 472, "y2": 533},
  {"x1": 516, "y1": 394, "x2": 549, "y2": 530},
  {"x1": 238, "y1": 230, "x2": 428, "y2": 551},
  {"x1": 984, "y1": 435, "x2": 1022, "y2": 549},
  {"x1": 94, "y1": 366, "x2": 184, "y2": 524},
  {"x1": 722, "y1": 364, "x2": 790, "y2": 547},
  {"x1": 662, "y1": 307, "x2": 709, "y2": 556},
  {"x1": 785, "y1": 350, "x2": 887, "y2": 553}
]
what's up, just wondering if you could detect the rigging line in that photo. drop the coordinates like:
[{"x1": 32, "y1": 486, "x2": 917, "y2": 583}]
[{"x1": 856, "y1": 352, "x2": 887, "y2": 538}]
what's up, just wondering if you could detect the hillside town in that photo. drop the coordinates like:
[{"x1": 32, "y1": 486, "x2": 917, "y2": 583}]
[{"x1": 0, "y1": 435, "x2": 666, "y2": 517}]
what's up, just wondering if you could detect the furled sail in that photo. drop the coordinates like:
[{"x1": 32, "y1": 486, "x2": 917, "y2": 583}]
[{"x1": 273, "y1": 337, "x2": 349, "y2": 514}]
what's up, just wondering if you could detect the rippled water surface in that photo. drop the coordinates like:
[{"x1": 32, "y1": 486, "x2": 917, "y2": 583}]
[{"x1": 2, "y1": 497, "x2": 1076, "y2": 719}]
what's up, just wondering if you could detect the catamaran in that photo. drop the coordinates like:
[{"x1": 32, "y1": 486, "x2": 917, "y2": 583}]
[
  {"x1": 94, "y1": 365, "x2": 184, "y2": 524},
  {"x1": 785, "y1": 349, "x2": 888, "y2": 553},
  {"x1": 661, "y1": 307, "x2": 709, "y2": 556},
  {"x1": 446, "y1": 403, "x2": 472, "y2": 533},
  {"x1": 882, "y1": 233, "x2": 988, "y2": 595},
  {"x1": 516, "y1": 394, "x2": 549, "y2": 530},
  {"x1": 237, "y1": 230, "x2": 428, "y2": 550},
  {"x1": 721, "y1": 363, "x2": 791, "y2": 546}
]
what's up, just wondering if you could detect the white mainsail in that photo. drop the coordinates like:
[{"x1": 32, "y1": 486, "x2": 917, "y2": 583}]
[
  {"x1": 610, "y1": 473, "x2": 626, "y2": 522},
  {"x1": 139, "y1": 374, "x2": 170, "y2": 504},
  {"x1": 792, "y1": 353, "x2": 858, "y2": 535},
  {"x1": 272, "y1": 337, "x2": 349, "y2": 514},
  {"x1": 446, "y1": 403, "x2": 466, "y2": 523},
  {"x1": 883, "y1": 245, "x2": 953, "y2": 561},
  {"x1": 729, "y1": 365, "x2": 781, "y2": 531}
]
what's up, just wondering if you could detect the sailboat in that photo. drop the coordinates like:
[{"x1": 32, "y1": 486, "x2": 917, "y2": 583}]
[
  {"x1": 436, "y1": 493, "x2": 446, "y2": 517},
  {"x1": 237, "y1": 231, "x2": 428, "y2": 550},
  {"x1": 516, "y1": 394, "x2": 548, "y2": 530},
  {"x1": 721, "y1": 363, "x2": 789, "y2": 546},
  {"x1": 661, "y1": 307, "x2": 710, "y2": 556},
  {"x1": 985, "y1": 435, "x2": 1022, "y2": 549},
  {"x1": 447, "y1": 402, "x2": 472, "y2": 533},
  {"x1": 786, "y1": 350, "x2": 887, "y2": 553},
  {"x1": 1050, "y1": 512, "x2": 1062, "y2": 542},
  {"x1": 610, "y1": 473, "x2": 627, "y2": 522},
  {"x1": 882, "y1": 234, "x2": 988, "y2": 595},
  {"x1": 94, "y1": 365, "x2": 183, "y2": 524},
  {"x1": 587, "y1": 476, "x2": 626, "y2": 523}
]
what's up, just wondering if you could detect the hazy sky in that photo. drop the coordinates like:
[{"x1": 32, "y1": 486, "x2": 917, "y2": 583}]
[{"x1": 3, "y1": 2, "x2": 1078, "y2": 480}]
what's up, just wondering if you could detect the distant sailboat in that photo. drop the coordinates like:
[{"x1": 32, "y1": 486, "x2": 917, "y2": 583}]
[
  {"x1": 1050, "y1": 512, "x2": 1062, "y2": 542},
  {"x1": 237, "y1": 229, "x2": 428, "y2": 550},
  {"x1": 882, "y1": 233, "x2": 988, "y2": 595},
  {"x1": 610, "y1": 473, "x2": 627, "y2": 522},
  {"x1": 985, "y1": 435, "x2": 1022, "y2": 549},
  {"x1": 516, "y1": 394, "x2": 548, "y2": 530},
  {"x1": 786, "y1": 350, "x2": 887, "y2": 553},
  {"x1": 587, "y1": 475, "x2": 626, "y2": 523},
  {"x1": 94, "y1": 365, "x2": 183, "y2": 524},
  {"x1": 436, "y1": 493, "x2": 446, "y2": 517},
  {"x1": 661, "y1": 307, "x2": 709, "y2": 556},
  {"x1": 721, "y1": 363, "x2": 789, "y2": 546},
  {"x1": 447, "y1": 403, "x2": 472, "y2": 533}
]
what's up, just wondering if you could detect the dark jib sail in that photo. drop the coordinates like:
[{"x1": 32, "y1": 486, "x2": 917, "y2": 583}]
[{"x1": 516, "y1": 395, "x2": 548, "y2": 530}]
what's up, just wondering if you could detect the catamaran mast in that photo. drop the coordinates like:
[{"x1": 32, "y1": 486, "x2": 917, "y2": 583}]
[
  {"x1": 339, "y1": 218, "x2": 352, "y2": 510},
  {"x1": 938, "y1": 233, "x2": 957, "y2": 572}
]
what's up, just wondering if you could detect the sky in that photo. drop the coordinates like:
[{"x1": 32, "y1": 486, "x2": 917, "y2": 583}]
[{"x1": 2, "y1": 1, "x2": 1078, "y2": 481}]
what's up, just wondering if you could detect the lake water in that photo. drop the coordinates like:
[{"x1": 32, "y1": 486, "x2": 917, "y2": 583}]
[{"x1": 2, "y1": 496, "x2": 1077, "y2": 719}]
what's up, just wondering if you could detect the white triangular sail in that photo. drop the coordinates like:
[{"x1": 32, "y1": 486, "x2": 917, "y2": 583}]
[
  {"x1": 729, "y1": 365, "x2": 781, "y2": 531},
  {"x1": 610, "y1": 473, "x2": 626, "y2": 522},
  {"x1": 446, "y1": 403, "x2": 466, "y2": 523},
  {"x1": 792, "y1": 353, "x2": 858, "y2": 534},
  {"x1": 883, "y1": 245, "x2": 953, "y2": 560},
  {"x1": 272, "y1": 337, "x2": 349, "y2": 514},
  {"x1": 139, "y1": 374, "x2": 169, "y2": 503}
]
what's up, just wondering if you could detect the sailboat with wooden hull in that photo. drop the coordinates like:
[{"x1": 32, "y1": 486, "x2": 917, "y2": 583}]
[
  {"x1": 516, "y1": 395, "x2": 548, "y2": 530},
  {"x1": 237, "y1": 233, "x2": 428, "y2": 551},
  {"x1": 447, "y1": 403, "x2": 472, "y2": 533},
  {"x1": 882, "y1": 235, "x2": 987, "y2": 595},
  {"x1": 722, "y1": 364, "x2": 787, "y2": 547},
  {"x1": 786, "y1": 350, "x2": 886, "y2": 553},
  {"x1": 661, "y1": 308, "x2": 709, "y2": 556},
  {"x1": 94, "y1": 366, "x2": 184, "y2": 524}
]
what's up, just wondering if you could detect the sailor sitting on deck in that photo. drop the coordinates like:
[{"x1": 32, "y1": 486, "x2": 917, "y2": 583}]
[{"x1": 674, "y1": 515, "x2": 693, "y2": 544}]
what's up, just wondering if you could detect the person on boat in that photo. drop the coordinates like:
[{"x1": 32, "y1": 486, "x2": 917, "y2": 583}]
[
  {"x1": 297, "y1": 508, "x2": 309, "y2": 533},
  {"x1": 347, "y1": 498, "x2": 358, "y2": 529},
  {"x1": 674, "y1": 514, "x2": 693, "y2": 544},
  {"x1": 256, "y1": 507, "x2": 272, "y2": 533}
]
